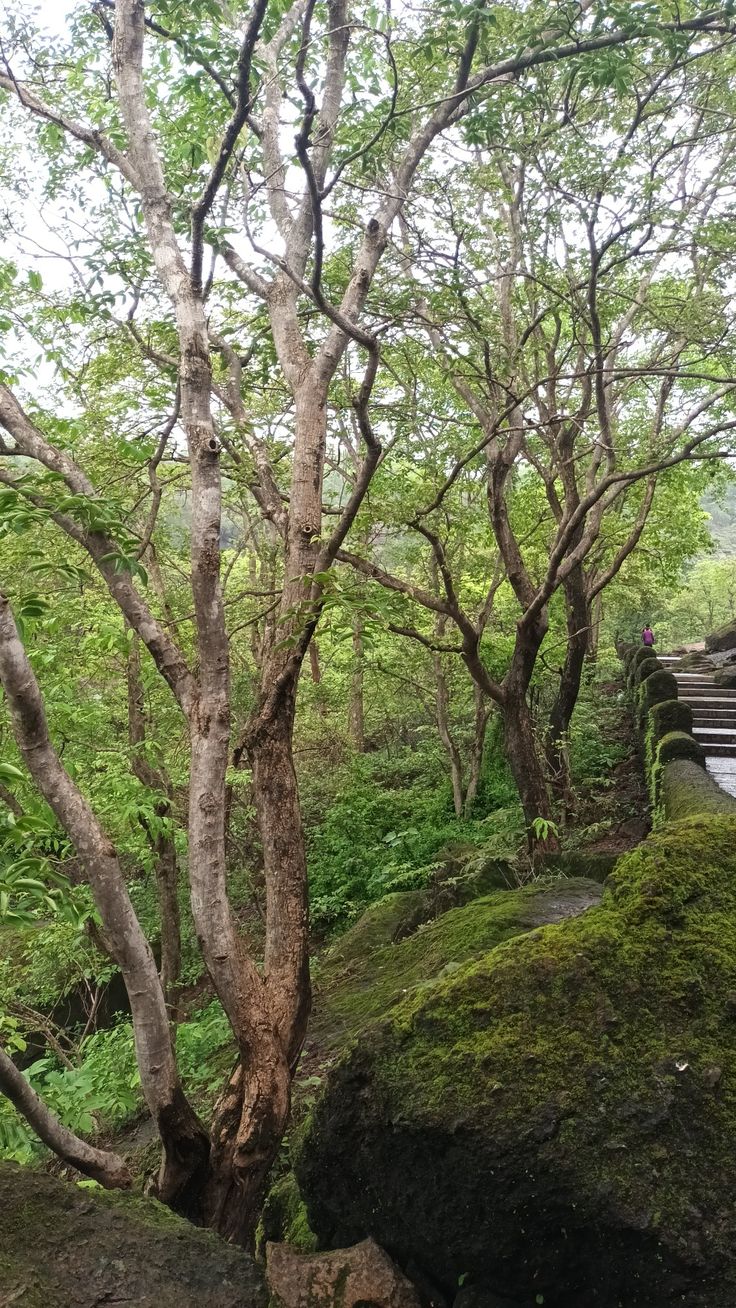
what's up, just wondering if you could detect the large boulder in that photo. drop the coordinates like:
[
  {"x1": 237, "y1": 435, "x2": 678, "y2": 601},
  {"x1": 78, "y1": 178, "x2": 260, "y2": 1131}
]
[
  {"x1": 308, "y1": 877, "x2": 603, "y2": 1059},
  {"x1": 297, "y1": 817, "x2": 736, "y2": 1308},
  {"x1": 706, "y1": 618, "x2": 736, "y2": 654},
  {"x1": 0, "y1": 1162, "x2": 266, "y2": 1307}
]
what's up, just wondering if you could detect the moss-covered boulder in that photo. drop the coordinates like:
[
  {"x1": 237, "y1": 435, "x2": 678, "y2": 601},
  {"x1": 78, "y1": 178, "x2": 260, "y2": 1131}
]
[
  {"x1": 309, "y1": 877, "x2": 603, "y2": 1059},
  {"x1": 297, "y1": 818, "x2": 736, "y2": 1308},
  {"x1": 706, "y1": 619, "x2": 736, "y2": 654},
  {"x1": 325, "y1": 859, "x2": 520, "y2": 969},
  {"x1": 713, "y1": 666, "x2": 736, "y2": 688},
  {"x1": 627, "y1": 645, "x2": 657, "y2": 687},
  {"x1": 259, "y1": 1172, "x2": 318, "y2": 1255},
  {"x1": 0, "y1": 1163, "x2": 266, "y2": 1307}
]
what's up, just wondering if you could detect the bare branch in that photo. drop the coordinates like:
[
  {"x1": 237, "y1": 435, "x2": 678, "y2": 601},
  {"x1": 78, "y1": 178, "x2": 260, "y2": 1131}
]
[{"x1": 0, "y1": 1044, "x2": 132, "y2": 1189}]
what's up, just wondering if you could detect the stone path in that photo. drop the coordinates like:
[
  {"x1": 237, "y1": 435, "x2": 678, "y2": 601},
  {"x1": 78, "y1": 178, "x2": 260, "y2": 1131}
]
[{"x1": 660, "y1": 656, "x2": 736, "y2": 797}]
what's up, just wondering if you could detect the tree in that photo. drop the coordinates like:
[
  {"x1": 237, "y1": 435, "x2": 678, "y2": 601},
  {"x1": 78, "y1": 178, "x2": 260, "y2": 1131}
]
[
  {"x1": 0, "y1": 0, "x2": 735, "y2": 1240},
  {"x1": 337, "y1": 27, "x2": 736, "y2": 835}
]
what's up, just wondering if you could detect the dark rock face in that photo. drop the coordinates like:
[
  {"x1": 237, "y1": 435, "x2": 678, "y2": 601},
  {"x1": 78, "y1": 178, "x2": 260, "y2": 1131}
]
[
  {"x1": 297, "y1": 818, "x2": 736, "y2": 1308},
  {"x1": 705, "y1": 619, "x2": 736, "y2": 654},
  {"x1": 0, "y1": 1162, "x2": 266, "y2": 1307}
]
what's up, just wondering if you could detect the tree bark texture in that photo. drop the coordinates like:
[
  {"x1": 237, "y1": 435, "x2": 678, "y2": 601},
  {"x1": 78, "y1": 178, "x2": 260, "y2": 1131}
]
[
  {"x1": 0, "y1": 1046, "x2": 132, "y2": 1189},
  {"x1": 0, "y1": 593, "x2": 209, "y2": 1210},
  {"x1": 546, "y1": 569, "x2": 590, "y2": 808}
]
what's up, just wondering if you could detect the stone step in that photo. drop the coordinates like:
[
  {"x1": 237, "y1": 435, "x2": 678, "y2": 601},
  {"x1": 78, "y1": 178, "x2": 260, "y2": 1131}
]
[
  {"x1": 693, "y1": 727, "x2": 736, "y2": 745},
  {"x1": 691, "y1": 710, "x2": 736, "y2": 724},
  {"x1": 706, "y1": 764, "x2": 736, "y2": 797},
  {"x1": 700, "y1": 743, "x2": 736, "y2": 757},
  {"x1": 677, "y1": 688, "x2": 736, "y2": 700}
]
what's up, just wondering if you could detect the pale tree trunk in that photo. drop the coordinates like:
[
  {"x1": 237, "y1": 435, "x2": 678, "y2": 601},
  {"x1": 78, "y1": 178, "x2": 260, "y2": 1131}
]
[
  {"x1": 349, "y1": 613, "x2": 366, "y2": 752},
  {"x1": 464, "y1": 684, "x2": 491, "y2": 817},
  {"x1": 113, "y1": 0, "x2": 295, "y2": 1240},
  {"x1": 0, "y1": 1046, "x2": 132, "y2": 1189},
  {"x1": 433, "y1": 649, "x2": 464, "y2": 817},
  {"x1": 309, "y1": 642, "x2": 327, "y2": 718},
  {"x1": 127, "y1": 638, "x2": 182, "y2": 1018},
  {"x1": 0, "y1": 593, "x2": 209, "y2": 1210}
]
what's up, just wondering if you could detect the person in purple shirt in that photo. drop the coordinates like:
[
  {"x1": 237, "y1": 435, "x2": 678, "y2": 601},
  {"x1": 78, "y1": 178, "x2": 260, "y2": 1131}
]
[{"x1": 641, "y1": 624, "x2": 655, "y2": 647}]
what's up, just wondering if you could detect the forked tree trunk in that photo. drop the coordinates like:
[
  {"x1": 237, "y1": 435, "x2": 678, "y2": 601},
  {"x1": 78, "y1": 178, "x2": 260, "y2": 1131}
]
[{"x1": 203, "y1": 1034, "x2": 291, "y2": 1244}]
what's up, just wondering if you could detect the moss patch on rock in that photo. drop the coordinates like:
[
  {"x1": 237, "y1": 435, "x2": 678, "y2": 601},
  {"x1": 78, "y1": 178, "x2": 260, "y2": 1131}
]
[
  {"x1": 661, "y1": 760, "x2": 736, "y2": 820},
  {"x1": 297, "y1": 818, "x2": 736, "y2": 1308},
  {"x1": 308, "y1": 877, "x2": 603, "y2": 1059},
  {"x1": 649, "y1": 698, "x2": 693, "y2": 745},
  {"x1": 0, "y1": 1162, "x2": 265, "y2": 1307},
  {"x1": 656, "y1": 730, "x2": 706, "y2": 768},
  {"x1": 637, "y1": 669, "x2": 678, "y2": 729},
  {"x1": 258, "y1": 1172, "x2": 318, "y2": 1255},
  {"x1": 632, "y1": 655, "x2": 662, "y2": 687}
]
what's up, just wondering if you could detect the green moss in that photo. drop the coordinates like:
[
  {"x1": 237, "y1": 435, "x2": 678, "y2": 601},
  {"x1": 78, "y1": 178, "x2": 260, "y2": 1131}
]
[
  {"x1": 0, "y1": 1163, "x2": 265, "y2": 1307},
  {"x1": 636, "y1": 669, "x2": 678, "y2": 730},
  {"x1": 661, "y1": 760, "x2": 736, "y2": 820},
  {"x1": 648, "y1": 698, "x2": 693, "y2": 745},
  {"x1": 656, "y1": 730, "x2": 705, "y2": 768},
  {"x1": 317, "y1": 890, "x2": 428, "y2": 965},
  {"x1": 258, "y1": 1172, "x2": 318, "y2": 1254},
  {"x1": 311, "y1": 877, "x2": 602, "y2": 1057},
  {"x1": 297, "y1": 818, "x2": 736, "y2": 1303},
  {"x1": 632, "y1": 655, "x2": 662, "y2": 687}
]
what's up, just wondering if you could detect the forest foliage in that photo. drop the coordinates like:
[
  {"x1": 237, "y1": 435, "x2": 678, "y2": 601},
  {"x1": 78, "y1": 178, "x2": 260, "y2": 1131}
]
[{"x1": 1, "y1": 0, "x2": 736, "y2": 1241}]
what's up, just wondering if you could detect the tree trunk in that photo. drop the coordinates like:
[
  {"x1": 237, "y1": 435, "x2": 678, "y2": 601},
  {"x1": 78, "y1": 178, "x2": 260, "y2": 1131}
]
[
  {"x1": 309, "y1": 641, "x2": 327, "y2": 718},
  {"x1": 349, "y1": 613, "x2": 365, "y2": 752},
  {"x1": 0, "y1": 594, "x2": 209, "y2": 1212},
  {"x1": 127, "y1": 638, "x2": 182, "y2": 1018},
  {"x1": 203, "y1": 1044, "x2": 291, "y2": 1245},
  {"x1": 433, "y1": 649, "x2": 464, "y2": 816},
  {"x1": 503, "y1": 694, "x2": 558, "y2": 848},
  {"x1": 546, "y1": 570, "x2": 589, "y2": 813},
  {"x1": 153, "y1": 827, "x2": 182, "y2": 1021},
  {"x1": 502, "y1": 617, "x2": 559, "y2": 851},
  {"x1": 0, "y1": 1046, "x2": 132, "y2": 1189},
  {"x1": 587, "y1": 591, "x2": 602, "y2": 664},
  {"x1": 464, "y1": 684, "x2": 491, "y2": 817}
]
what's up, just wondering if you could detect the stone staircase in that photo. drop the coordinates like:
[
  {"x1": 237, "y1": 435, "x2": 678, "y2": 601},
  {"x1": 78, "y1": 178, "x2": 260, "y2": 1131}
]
[{"x1": 659, "y1": 655, "x2": 736, "y2": 796}]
